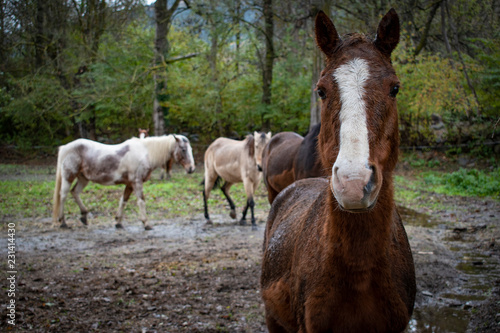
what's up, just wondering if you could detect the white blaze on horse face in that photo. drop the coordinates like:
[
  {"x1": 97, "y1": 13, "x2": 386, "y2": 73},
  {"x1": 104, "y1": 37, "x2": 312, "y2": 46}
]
[{"x1": 331, "y1": 58, "x2": 373, "y2": 209}]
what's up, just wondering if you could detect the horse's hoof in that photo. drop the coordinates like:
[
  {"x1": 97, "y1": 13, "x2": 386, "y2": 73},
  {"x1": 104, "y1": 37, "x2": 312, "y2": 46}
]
[
  {"x1": 60, "y1": 223, "x2": 70, "y2": 229},
  {"x1": 115, "y1": 223, "x2": 124, "y2": 229},
  {"x1": 144, "y1": 225, "x2": 153, "y2": 231},
  {"x1": 251, "y1": 225, "x2": 258, "y2": 231},
  {"x1": 230, "y1": 210, "x2": 237, "y2": 219},
  {"x1": 206, "y1": 219, "x2": 213, "y2": 225},
  {"x1": 80, "y1": 217, "x2": 87, "y2": 225},
  {"x1": 239, "y1": 219, "x2": 247, "y2": 226}
]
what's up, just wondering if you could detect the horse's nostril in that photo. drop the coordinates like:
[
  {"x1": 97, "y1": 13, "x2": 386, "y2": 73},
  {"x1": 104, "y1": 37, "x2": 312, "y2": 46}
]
[{"x1": 258, "y1": 165, "x2": 263, "y2": 172}]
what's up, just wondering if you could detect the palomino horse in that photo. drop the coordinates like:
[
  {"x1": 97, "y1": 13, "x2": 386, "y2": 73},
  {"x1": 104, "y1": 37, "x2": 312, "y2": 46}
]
[
  {"x1": 53, "y1": 135, "x2": 195, "y2": 230},
  {"x1": 262, "y1": 123, "x2": 325, "y2": 204},
  {"x1": 261, "y1": 9, "x2": 416, "y2": 333},
  {"x1": 138, "y1": 128, "x2": 174, "y2": 180},
  {"x1": 203, "y1": 132, "x2": 271, "y2": 230}
]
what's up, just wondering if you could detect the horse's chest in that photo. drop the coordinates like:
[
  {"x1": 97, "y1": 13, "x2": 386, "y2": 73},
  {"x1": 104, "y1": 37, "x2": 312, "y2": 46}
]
[{"x1": 303, "y1": 285, "x2": 406, "y2": 333}]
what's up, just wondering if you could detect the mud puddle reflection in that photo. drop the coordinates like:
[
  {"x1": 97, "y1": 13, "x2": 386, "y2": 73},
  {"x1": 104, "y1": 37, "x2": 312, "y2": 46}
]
[{"x1": 401, "y1": 206, "x2": 499, "y2": 332}]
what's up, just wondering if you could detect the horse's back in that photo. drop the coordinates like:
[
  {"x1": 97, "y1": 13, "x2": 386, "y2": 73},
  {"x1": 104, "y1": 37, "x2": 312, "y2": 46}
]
[
  {"x1": 205, "y1": 137, "x2": 253, "y2": 183},
  {"x1": 58, "y1": 138, "x2": 147, "y2": 185}
]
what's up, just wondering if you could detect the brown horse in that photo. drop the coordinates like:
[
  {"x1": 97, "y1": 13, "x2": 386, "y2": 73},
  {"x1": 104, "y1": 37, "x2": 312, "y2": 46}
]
[
  {"x1": 203, "y1": 132, "x2": 271, "y2": 230},
  {"x1": 261, "y1": 9, "x2": 416, "y2": 333},
  {"x1": 262, "y1": 123, "x2": 325, "y2": 204},
  {"x1": 53, "y1": 135, "x2": 195, "y2": 230},
  {"x1": 138, "y1": 128, "x2": 149, "y2": 139}
]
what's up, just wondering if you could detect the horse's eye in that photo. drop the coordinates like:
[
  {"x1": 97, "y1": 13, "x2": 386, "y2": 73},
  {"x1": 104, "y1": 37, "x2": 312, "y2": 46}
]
[
  {"x1": 390, "y1": 85, "x2": 399, "y2": 97},
  {"x1": 317, "y1": 89, "x2": 326, "y2": 100}
]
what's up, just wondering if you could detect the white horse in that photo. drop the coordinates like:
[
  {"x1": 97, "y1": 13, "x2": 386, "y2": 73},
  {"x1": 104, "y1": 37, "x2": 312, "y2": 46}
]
[{"x1": 52, "y1": 135, "x2": 195, "y2": 230}]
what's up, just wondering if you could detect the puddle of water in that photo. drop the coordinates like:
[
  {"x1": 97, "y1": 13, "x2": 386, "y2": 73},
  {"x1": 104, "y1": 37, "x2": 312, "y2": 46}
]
[
  {"x1": 407, "y1": 306, "x2": 470, "y2": 333},
  {"x1": 398, "y1": 206, "x2": 439, "y2": 228},
  {"x1": 399, "y1": 206, "x2": 500, "y2": 332}
]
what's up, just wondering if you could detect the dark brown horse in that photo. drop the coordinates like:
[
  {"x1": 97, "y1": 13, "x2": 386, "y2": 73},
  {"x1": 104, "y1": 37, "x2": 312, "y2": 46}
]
[
  {"x1": 261, "y1": 9, "x2": 416, "y2": 333},
  {"x1": 262, "y1": 123, "x2": 325, "y2": 204}
]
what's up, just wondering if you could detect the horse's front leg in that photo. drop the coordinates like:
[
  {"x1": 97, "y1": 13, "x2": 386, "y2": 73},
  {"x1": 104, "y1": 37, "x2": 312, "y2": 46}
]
[
  {"x1": 115, "y1": 185, "x2": 133, "y2": 229},
  {"x1": 71, "y1": 175, "x2": 89, "y2": 225},
  {"x1": 241, "y1": 180, "x2": 257, "y2": 230},
  {"x1": 241, "y1": 197, "x2": 256, "y2": 229},
  {"x1": 132, "y1": 181, "x2": 150, "y2": 230}
]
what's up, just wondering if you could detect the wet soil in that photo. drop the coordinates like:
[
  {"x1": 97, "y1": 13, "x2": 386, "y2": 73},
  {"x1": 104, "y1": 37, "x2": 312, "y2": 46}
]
[{"x1": 1, "y1": 164, "x2": 499, "y2": 332}]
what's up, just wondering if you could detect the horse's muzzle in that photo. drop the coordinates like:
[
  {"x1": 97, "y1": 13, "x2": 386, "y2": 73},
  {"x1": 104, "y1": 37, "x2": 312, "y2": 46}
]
[{"x1": 187, "y1": 166, "x2": 195, "y2": 174}]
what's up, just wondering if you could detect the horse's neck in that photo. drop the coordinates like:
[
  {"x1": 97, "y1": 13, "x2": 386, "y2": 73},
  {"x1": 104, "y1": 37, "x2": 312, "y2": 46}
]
[
  {"x1": 325, "y1": 179, "x2": 395, "y2": 273},
  {"x1": 143, "y1": 136, "x2": 174, "y2": 168}
]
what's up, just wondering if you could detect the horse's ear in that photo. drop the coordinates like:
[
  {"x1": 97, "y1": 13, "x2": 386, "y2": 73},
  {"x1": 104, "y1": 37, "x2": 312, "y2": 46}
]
[
  {"x1": 267, "y1": 132, "x2": 272, "y2": 139},
  {"x1": 374, "y1": 8, "x2": 400, "y2": 57},
  {"x1": 315, "y1": 10, "x2": 341, "y2": 58},
  {"x1": 173, "y1": 134, "x2": 180, "y2": 142},
  {"x1": 253, "y1": 131, "x2": 258, "y2": 138}
]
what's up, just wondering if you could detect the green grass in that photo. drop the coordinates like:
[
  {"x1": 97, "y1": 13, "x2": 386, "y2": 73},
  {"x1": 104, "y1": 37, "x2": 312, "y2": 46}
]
[
  {"x1": 422, "y1": 168, "x2": 500, "y2": 198},
  {"x1": 394, "y1": 167, "x2": 499, "y2": 211},
  {"x1": 2, "y1": 162, "x2": 497, "y2": 229},
  {"x1": 0, "y1": 165, "x2": 271, "y2": 227}
]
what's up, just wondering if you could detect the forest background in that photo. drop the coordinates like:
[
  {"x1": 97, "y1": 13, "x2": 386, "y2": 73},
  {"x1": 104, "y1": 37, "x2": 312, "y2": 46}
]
[{"x1": 0, "y1": 0, "x2": 499, "y2": 157}]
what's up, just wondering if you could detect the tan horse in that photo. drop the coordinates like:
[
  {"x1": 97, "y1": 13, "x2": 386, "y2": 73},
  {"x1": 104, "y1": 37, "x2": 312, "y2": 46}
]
[
  {"x1": 261, "y1": 9, "x2": 416, "y2": 332},
  {"x1": 203, "y1": 131, "x2": 271, "y2": 230},
  {"x1": 53, "y1": 135, "x2": 195, "y2": 230}
]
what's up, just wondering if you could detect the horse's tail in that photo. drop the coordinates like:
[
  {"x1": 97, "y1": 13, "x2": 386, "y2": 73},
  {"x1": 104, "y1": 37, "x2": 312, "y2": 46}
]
[{"x1": 52, "y1": 147, "x2": 63, "y2": 225}]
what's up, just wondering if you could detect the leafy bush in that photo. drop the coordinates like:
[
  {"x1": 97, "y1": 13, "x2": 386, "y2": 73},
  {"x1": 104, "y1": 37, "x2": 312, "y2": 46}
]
[{"x1": 423, "y1": 168, "x2": 500, "y2": 198}]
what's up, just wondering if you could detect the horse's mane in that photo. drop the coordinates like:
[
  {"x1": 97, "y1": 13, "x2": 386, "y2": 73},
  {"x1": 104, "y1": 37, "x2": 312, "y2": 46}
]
[
  {"x1": 245, "y1": 134, "x2": 255, "y2": 157},
  {"x1": 139, "y1": 135, "x2": 176, "y2": 168}
]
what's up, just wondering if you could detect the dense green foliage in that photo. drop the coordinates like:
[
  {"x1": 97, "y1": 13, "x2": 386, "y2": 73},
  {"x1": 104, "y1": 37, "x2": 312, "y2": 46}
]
[{"x1": 0, "y1": 0, "x2": 498, "y2": 151}]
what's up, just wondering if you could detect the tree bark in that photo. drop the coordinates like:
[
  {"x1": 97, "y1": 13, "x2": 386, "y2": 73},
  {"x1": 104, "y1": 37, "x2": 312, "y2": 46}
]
[
  {"x1": 445, "y1": 0, "x2": 481, "y2": 116},
  {"x1": 261, "y1": 0, "x2": 274, "y2": 131},
  {"x1": 414, "y1": 0, "x2": 442, "y2": 57},
  {"x1": 153, "y1": 0, "x2": 182, "y2": 136},
  {"x1": 309, "y1": 0, "x2": 329, "y2": 131}
]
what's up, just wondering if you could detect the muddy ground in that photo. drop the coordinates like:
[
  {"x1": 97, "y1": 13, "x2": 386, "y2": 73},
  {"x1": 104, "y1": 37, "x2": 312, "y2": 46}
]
[{"x1": 1, "y1": 161, "x2": 499, "y2": 332}]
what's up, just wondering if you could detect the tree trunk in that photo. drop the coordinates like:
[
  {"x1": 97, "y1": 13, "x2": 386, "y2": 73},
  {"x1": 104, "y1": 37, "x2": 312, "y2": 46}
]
[
  {"x1": 209, "y1": 19, "x2": 224, "y2": 137},
  {"x1": 261, "y1": 0, "x2": 274, "y2": 131},
  {"x1": 445, "y1": 0, "x2": 481, "y2": 116},
  {"x1": 310, "y1": 0, "x2": 329, "y2": 131},
  {"x1": 153, "y1": 0, "x2": 168, "y2": 136},
  {"x1": 414, "y1": 0, "x2": 442, "y2": 57}
]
